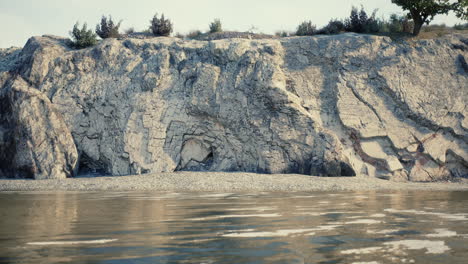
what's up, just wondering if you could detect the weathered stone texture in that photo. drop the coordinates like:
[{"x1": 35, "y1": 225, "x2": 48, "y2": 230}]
[
  {"x1": 0, "y1": 33, "x2": 466, "y2": 181},
  {"x1": 0, "y1": 77, "x2": 78, "y2": 179}
]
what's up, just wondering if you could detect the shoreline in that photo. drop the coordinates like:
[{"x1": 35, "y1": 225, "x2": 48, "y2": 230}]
[{"x1": 1, "y1": 172, "x2": 468, "y2": 192}]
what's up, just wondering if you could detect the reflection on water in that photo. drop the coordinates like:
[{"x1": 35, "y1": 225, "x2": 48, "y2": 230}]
[{"x1": 1, "y1": 191, "x2": 467, "y2": 264}]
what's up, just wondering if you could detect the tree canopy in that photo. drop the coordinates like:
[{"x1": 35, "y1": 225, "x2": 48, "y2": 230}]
[{"x1": 391, "y1": 0, "x2": 468, "y2": 35}]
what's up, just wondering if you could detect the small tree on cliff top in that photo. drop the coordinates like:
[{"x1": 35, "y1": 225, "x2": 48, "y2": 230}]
[
  {"x1": 69, "y1": 22, "x2": 98, "y2": 49},
  {"x1": 391, "y1": 0, "x2": 468, "y2": 35},
  {"x1": 345, "y1": 6, "x2": 379, "y2": 33},
  {"x1": 296, "y1": 21, "x2": 316, "y2": 36},
  {"x1": 150, "y1": 13, "x2": 173, "y2": 36},
  {"x1": 209, "y1": 19, "x2": 223, "y2": 33},
  {"x1": 96, "y1": 15, "x2": 122, "y2": 38}
]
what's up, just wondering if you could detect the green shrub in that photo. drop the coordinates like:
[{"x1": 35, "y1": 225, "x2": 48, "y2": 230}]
[
  {"x1": 95, "y1": 15, "x2": 121, "y2": 38},
  {"x1": 388, "y1": 14, "x2": 403, "y2": 32},
  {"x1": 319, "y1": 19, "x2": 346, "y2": 34},
  {"x1": 371, "y1": 14, "x2": 414, "y2": 34},
  {"x1": 401, "y1": 17, "x2": 414, "y2": 33},
  {"x1": 296, "y1": 21, "x2": 316, "y2": 36},
  {"x1": 375, "y1": 19, "x2": 390, "y2": 33},
  {"x1": 345, "y1": 6, "x2": 361, "y2": 32},
  {"x1": 209, "y1": 19, "x2": 222, "y2": 33},
  {"x1": 69, "y1": 22, "x2": 98, "y2": 49},
  {"x1": 186, "y1": 30, "x2": 203, "y2": 39},
  {"x1": 363, "y1": 18, "x2": 380, "y2": 33},
  {"x1": 275, "y1": 31, "x2": 290, "y2": 37},
  {"x1": 453, "y1": 23, "x2": 468, "y2": 30},
  {"x1": 150, "y1": 13, "x2": 173, "y2": 36},
  {"x1": 422, "y1": 23, "x2": 448, "y2": 32},
  {"x1": 345, "y1": 6, "x2": 379, "y2": 33},
  {"x1": 124, "y1": 27, "x2": 135, "y2": 34}
]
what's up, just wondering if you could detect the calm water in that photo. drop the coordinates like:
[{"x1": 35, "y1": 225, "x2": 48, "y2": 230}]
[{"x1": 1, "y1": 191, "x2": 467, "y2": 264}]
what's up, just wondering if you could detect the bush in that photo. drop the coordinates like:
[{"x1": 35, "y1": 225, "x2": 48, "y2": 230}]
[
  {"x1": 422, "y1": 23, "x2": 449, "y2": 32},
  {"x1": 95, "y1": 15, "x2": 121, "y2": 39},
  {"x1": 150, "y1": 13, "x2": 173, "y2": 36},
  {"x1": 375, "y1": 19, "x2": 389, "y2": 33},
  {"x1": 209, "y1": 19, "x2": 222, "y2": 33},
  {"x1": 371, "y1": 14, "x2": 414, "y2": 34},
  {"x1": 319, "y1": 19, "x2": 346, "y2": 34},
  {"x1": 186, "y1": 30, "x2": 203, "y2": 39},
  {"x1": 388, "y1": 14, "x2": 402, "y2": 32},
  {"x1": 345, "y1": 7, "x2": 361, "y2": 32},
  {"x1": 124, "y1": 27, "x2": 135, "y2": 34},
  {"x1": 275, "y1": 31, "x2": 290, "y2": 37},
  {"x1": 296, "y1": 21, "x2": 316, "y2": 36},
  {"x1": 345, "y1": 6, "x2": 379, "y2": 33},
  {"x1": 453, "y1": 23, "x2": 468, "y2": 30},
  {"x1": 401, "y1": 18, "x2": 414, "y2": 33},
  {"x1": 364, "y1": 18, "x2": 380, "y2": 33},
  {"x1": 69, "y1": 22, "x2": 98, "y2": 49}
]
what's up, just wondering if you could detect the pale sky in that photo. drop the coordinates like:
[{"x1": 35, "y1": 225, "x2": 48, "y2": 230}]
[{"x1": 0, "y1": 0, "x2": 465, "y2": 48}]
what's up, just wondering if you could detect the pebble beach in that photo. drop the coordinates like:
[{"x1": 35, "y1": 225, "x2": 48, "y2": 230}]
[{"x1": 1, "y1": 172, "x2": 467, "y2": 192}]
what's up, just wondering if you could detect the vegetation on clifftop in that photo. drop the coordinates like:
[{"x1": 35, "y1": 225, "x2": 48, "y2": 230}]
[
  {"x1": 391, "y1": 0, "x2": 468, "y2": 35},
  {"x1": 209, "y1": 19, "x2": 223, "y2": 33},
  {"x1": 150, "y1": 13, "x2": 173, "y2": 36},
  {"x1": 66, "y1": 1, "x2": 467, "y2": 49},
  {"x1": 96, "y1": 15, "x2": 122, "y2": 39},
  {"x1": 296, "y1": 21, "x2": 316, "y2": 36},
  {"x1": 69, "y1": 23, "x2": 98, "y2": 49}
]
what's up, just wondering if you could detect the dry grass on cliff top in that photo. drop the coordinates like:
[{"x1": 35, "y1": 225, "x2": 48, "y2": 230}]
[
  {"x1": 123, "y1": 28, "x2": 468, "y2": 43},
  {"x1": 376, "y1": 29, "x2": 468, "y2": 42}
]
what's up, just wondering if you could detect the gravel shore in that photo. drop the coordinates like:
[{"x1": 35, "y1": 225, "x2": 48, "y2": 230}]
[{"x1": 1, "y1": 172, "x2": 467, "y2": 192}]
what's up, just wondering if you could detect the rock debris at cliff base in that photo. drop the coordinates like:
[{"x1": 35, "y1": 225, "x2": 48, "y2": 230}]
[{"x1": 0, "y1": 33, "x2": 467, "y2": 181}]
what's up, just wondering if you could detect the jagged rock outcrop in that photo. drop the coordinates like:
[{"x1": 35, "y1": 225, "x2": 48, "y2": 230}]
[
  {"x1": 0, "y1": 33, "x2": 466, "y2": 181},
  {"x1": 0, "y1": 75, "x2": 78, "y2": 179}
]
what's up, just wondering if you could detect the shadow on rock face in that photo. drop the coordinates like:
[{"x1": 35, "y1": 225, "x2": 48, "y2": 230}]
[
  {"x1": 310, "y1": 157, "x2": 356, "y2": 177},
  {"x1": 339, "y1": 161, "x2": 356, "y2": 176},
  {"x1": 77, "y1": 152, "x2": 109, "y2": 176},
  {"x1": 457, "y1": 54, "x2": 468, "y2": 74}
]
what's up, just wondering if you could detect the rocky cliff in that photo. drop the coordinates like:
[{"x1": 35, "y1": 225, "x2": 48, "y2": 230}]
[{"x1": 0, "y1": 33, "x2": 467, "y2": 181}]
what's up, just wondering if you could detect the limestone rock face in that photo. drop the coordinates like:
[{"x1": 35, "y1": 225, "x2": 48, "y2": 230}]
[
  {"x1": 0, "y1": 33, "x2": 467, "y2": 181},
  {"x1": 0, "y1": 76, "x2": 78, "y2": 179}
]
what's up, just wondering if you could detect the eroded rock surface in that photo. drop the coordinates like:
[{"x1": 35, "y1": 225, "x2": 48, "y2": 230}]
[
  {"x1": 0, "y1": 76, "x2": 78, "y2": 179},
  {"x1": 0, "y1": 33, "x2": 466, "y2": 181}
]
